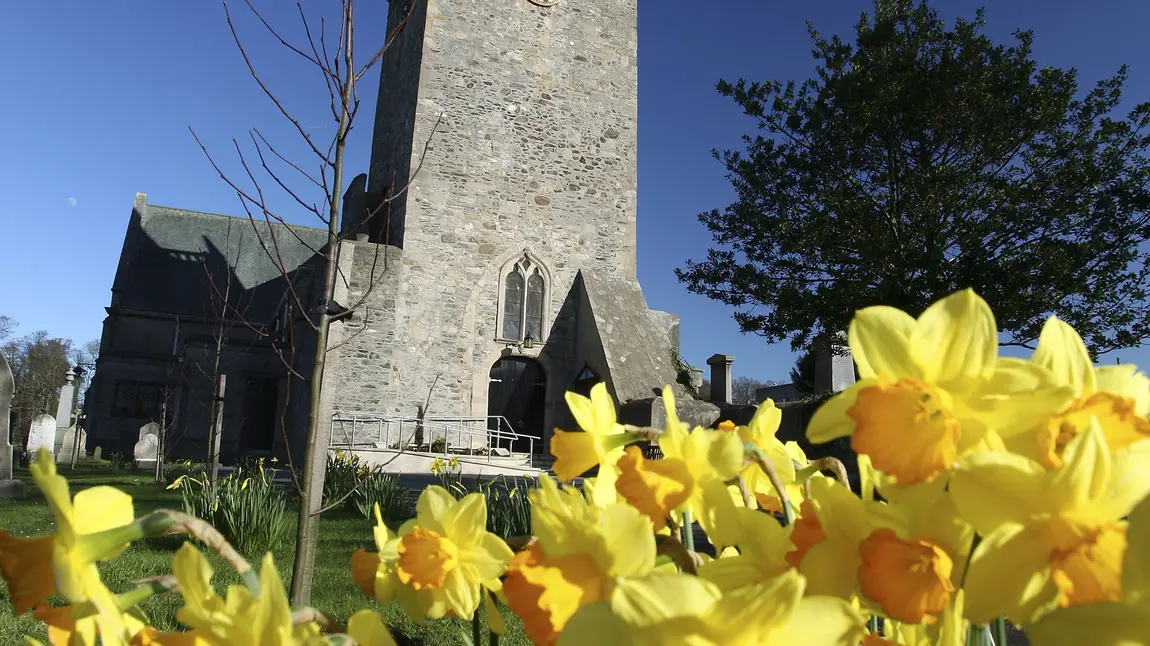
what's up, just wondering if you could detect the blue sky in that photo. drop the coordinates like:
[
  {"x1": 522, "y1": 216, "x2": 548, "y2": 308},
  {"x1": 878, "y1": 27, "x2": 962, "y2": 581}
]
[{"x1": 1, "y1": 0, "x2": 1149, "y2": 383}]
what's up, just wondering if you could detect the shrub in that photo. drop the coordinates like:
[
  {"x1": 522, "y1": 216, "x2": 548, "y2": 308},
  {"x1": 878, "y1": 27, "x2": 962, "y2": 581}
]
[
  {"x1": 354, "y1": 471, "x2": 411, "y2": 523},
  {"x1": 168, "y1": 459, "x2": 292, "y2": 558},
  {"x1": 324, "y1": 449, "x2": 369, "y2": 510},
  {"x1": 475, "y1": 477, "x2": 533, "y2": 539}
]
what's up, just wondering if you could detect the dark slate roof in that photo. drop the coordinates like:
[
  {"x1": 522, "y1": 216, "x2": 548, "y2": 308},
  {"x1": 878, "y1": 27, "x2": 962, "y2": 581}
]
[
  {"x1": 111, "y1": 195, "x2": 329, "y2": 321},
  {"x1": 578, "y1": 270, "x2": 689, "y2": 403}
]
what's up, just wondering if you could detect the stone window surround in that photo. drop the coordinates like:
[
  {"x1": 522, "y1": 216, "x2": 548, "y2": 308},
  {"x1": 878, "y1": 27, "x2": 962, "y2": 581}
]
[{"x1": 495, "y1": 251, "x2": 552, "y2": 345}]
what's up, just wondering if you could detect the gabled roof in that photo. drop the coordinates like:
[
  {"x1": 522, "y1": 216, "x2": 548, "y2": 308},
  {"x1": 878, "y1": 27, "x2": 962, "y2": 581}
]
[
  {"x1": 110, "y1": 195, "x2": 329, "y2": 321},
  {"x1": 577, "y1": 269, "x2": 687, "y2": 403}
]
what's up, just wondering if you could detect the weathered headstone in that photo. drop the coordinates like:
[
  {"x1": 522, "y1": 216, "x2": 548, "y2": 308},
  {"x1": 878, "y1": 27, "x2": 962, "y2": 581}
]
[
  {"x1": 57, "y1": 427, "x2": 86, "y2": 465},
  {"x1": 814, "y1": 332, "x2": 856, "y2": 394},
  {"x1": 139, "y1": 421, "x2": 160, "y2": 443},
  {"x1": 26, "y1": 414, "x2": 56, "y2": 461},
  {"x1": 0, "y1": 348, "x2": 25, "y2": 500},
  {"x1": 134, "y1": 433, "x2": 159, "y2": 469},
  {"x1": 92, "y1": 446, "x2": 103, "y2": 461},
  {"x1": 706, "y1": 354, "x2": 735, "y2": 405}
]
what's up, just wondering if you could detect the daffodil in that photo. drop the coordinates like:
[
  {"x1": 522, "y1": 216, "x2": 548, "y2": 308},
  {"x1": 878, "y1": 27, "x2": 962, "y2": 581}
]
[
  {"x1": 172, "y1": 542, "x2": 338, "y2": 645},
  {"x1": 351, "y1": 486, "x2": 512, "y2": 621},
  {"x1": 637, "y1": 387, "x2": 744, "y2": 549},
  {"x1": 949, "y1": 420, "x2": 1150, "y2": 625},
  {"x1": 1004, "y1": 316, "x2": 1150, "y2": 467},
  {"x1": 696, "y1": 506, "x2": 792, "y2": 592},
  {"x1": 731, "y1": 398, "x2": 810, "y2": 514},
  {"x1": 1026, "y1": 490, "x2": 1150, "y2": 645},
  {"x1": 854, "y1": 478, "x2": 973, "y2": 627},
  {"x1": 503, "y1": 475, "x2": 655, "y2": 645},
  {"x1": 807, "y1": 289, "x2": 1073, "y2": 487},
  {"x1": 784, "y1": 476, "x2": 883, "y2": 600},
  {"x1": 613, "y1": 445, "x2": 692, "y2": 530},
  {"x1": 557, "y1": 568, "x2": 867, "y2": 646},
  {"x1": 0, "y1": 450, "x2": 141, "y2": 644},
  {"x1": 866, "y1": 589, "x2": 968, "y2": 646},
  {"x1": 550, "y1": 383, "x2": 633, "y2": 483}
]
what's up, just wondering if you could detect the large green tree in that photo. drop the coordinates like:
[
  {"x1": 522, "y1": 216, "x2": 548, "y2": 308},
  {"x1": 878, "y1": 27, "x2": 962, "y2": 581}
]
[{"x1": 677, "y1": 0, "x2": 1150, "y2": 357}]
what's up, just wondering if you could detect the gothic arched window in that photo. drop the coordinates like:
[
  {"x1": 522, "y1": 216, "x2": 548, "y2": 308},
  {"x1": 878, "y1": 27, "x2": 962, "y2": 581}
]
[
  {"x1": 499, "y1": 253, "x2": 549, "y2": 343},
  {"x1": 502, "y1": 269, "x2": 524, "y2": 340}
]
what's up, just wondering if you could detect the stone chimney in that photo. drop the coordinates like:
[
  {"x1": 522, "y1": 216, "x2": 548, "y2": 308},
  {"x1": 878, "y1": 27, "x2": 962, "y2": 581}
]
[{"x1": 706, "y1": 354, "x2": 734, "y2": 405}]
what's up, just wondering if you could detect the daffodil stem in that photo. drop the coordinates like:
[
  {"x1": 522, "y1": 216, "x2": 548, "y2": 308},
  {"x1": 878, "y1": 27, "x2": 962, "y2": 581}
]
[
  {"x1": 809, "y1": 457, "x2": 851, "y2": 493},
  {"x1": 472, "y1": 611, "x2": 482, "y2": 646},
  {"x1": 993, "y1": 618, "x2": 1007, "y2": 646},
  {"x1": 730, "y1": 475, "x2": 756, "y2": 509},
  {"x1": 744, "y1": 442, "x2": 795, "y2": 525},
  {"x1": 156, "y1": 508, "x2": 260, "y2": 595},
  {"x1": 490, "y1": 631, "x2": 500, "y2": 646},
  {"x1": 682, "y1": 510, "x2": 696, "y2": 552},
  {"x1": 868, "y1": 616, "x2": 879, "y2": 634}
]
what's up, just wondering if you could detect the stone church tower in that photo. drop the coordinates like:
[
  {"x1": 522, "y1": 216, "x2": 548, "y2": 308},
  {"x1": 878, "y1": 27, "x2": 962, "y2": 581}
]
[
  {"x1": 86, "y1": 0, "x2": 688, "y2": 465},
  {"x1": 323, "y1": 0, "x2": 685, "y2": 452}
]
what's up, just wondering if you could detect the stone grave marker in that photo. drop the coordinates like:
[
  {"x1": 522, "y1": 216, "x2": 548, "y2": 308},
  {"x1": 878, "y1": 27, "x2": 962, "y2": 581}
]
[
  {"x1": 139, "y1": 421, "x2": 160, "y2": 442},
  {"x1": 134, "y1": 433, "x2": 159, "y2": 470},
  {"x1": 93, "y1": 446, "x2": 103, "y2": 461},
  {"x1": 0, "y1": 348, "x2": 24, "y2": 499},
  {"x1": 26, "y1": 413, "x2": 56, "y2": 461},
  {"x1": 57, "y1": 427, "x2": 86, "y2": 465}
]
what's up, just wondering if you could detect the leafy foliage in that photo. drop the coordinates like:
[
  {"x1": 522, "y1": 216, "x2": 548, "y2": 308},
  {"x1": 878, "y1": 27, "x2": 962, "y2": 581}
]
[
  {"x1": 676, "y1": 0, "x2": 1150, "y2": 356},
  {"x1": 2, "y1": 328, "x2": 74, "y2": 445},
  {"x1": 353, "y1": 471, "x2": 412, "y2": 522},
  {"x1": 172, "y1": 460, "x2": 292, "y2": 558}
]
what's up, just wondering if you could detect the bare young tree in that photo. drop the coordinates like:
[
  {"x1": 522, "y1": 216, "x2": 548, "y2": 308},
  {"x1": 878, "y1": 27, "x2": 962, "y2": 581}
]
[{"x1": 192, "y1": 0, "x2": 429, "y2": 603}]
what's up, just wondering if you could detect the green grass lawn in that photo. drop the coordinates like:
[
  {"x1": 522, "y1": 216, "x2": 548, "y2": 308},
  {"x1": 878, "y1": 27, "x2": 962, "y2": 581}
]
[{"x1": 0, "y1": 464, "x2": 530, "y2": 646}]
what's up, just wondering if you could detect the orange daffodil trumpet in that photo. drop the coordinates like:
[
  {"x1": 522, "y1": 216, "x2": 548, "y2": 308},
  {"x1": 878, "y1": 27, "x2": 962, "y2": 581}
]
[
  {"x1": 1005, "y1": 315, "x2": 1150, "y2": 467},
  {"x1": 807, "y1": 288, "x2": 1073, "y2": 487}
]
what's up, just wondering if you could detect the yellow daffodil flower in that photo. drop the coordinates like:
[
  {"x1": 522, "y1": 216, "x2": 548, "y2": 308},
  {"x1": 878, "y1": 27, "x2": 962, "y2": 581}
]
[
  {"x1": 785, "y1": 477, "x2": 889, "y2": 600},
  {"x1": 1026, "y1": 490, "x2": 1150, "y2": 645},
  {"x1": 503, "y1": 475, "x2": 655, "y2": 645},
  {"x1": 868, "y1": 589, "x2": 968, "y2": 646},
  {"x1": 0, "y1": 450, "x2": 140, "y2": 644},
  {"x1": 551, "y1": 383, "x2": 632, "y2": 483},
  {"x1": 949, "y1": 420, "x2": 1150, "y2": 625},
  {"x1": 557, "y1": 568, "x2": 867, "y2": 646},
  {"x1": 172, "y1": 542, "x2": 342, "y2": 645},
  {"x1": 855, "y1": 478, "x2": 973, "y2": 627},
  {"x1": 351, "y1": 486, "x2": 512, "y2": 622},
  {"x1": 625, "y1": 387, "x2": 744, "y2": 549},
  {"x1": 1003, "y1": 316, "x2": 1150, "y2": 467},
  {"x1": 697, "y1": 506, "x2": 792, "y2": 591},
  {"x1": 727, "y1": 399, "x2": 809, "y2": 514},
  {"x1": 614, "y1": 445, "x2": 692, "y2": 530},
  {"x1": 807, "y1": 289, "x2": 1073, "y2": 487}
]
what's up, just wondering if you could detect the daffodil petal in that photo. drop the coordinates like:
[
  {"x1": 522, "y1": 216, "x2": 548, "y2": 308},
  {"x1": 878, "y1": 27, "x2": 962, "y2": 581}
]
[
  {"x1": 443, "y1": 493, "x2": 487, "y2": 543},
  {"x1": 962, "y1": 523, "x2": 1059, "y2": 626},
  {"x1": 697, "y1": 555, "x2": 771, "y2": 592},
  {"x1": 966, "y1": 358, "x2": 1075, "y2": 438},
  {"x1": 950, "y1": 450, "x2": 1048, "y2": 535},
  {"x1": 1122, "y1": 494, "x2": 1150, "y2": 606},
  {"x1": 910, "y1": 288, "x2": 997, "y2": 389},
  {"x1": 598, "y1": 503, "x2": 656, "y2": 577},
  {"x1": 611, "y1": 572, "x2": 720, "y2": 627},
  {"x1": 806, "y1": 383, "x2": 866, "y2": 444},
  {"x1": 848, "y1": 306, "x2": 918, "y2": 379},
  {"x1": 415, "y1": 486, "x2": 455, "y2": 533},
  {"x1": 461, "y1": 533, "x2": 514, "y2": 583},
  {"x1": 773, "y1": 595, "x2": 868, "y2": 646},
  {"x1": 556, "y1": 601, "x2": 627, "y2": 646},
  {"x1": 1032, "y1": 316, "x2": 1096, "y2": 395},
  {"x1": 565, "y1": 390, "x2": 598, "y2": 433},
  {"x1": 799, "y1": 537, "x2": 861, "y2": 600},
  {"x1": 1096, "y1": 364, "x2": 1150, "y2": 416},
  {"x1": 1049, "y1": 419, "x2": 1110, "y2": 511},
  {"x1": 442, "y1": 567, "x2": 479, "y2": 620},
  {"x1": 346, "y1": 610, "x2": 397, "y2": 646},
  {"x1": 1026, "y1": 601, "x2": 1150, "y2": 646}
]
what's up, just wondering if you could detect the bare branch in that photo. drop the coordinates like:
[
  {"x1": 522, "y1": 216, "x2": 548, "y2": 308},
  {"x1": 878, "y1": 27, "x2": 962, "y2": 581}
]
[
  {"x1": 222, "y1": 0, "x2": 333, "y2": 165},
  {"x1": 249, "y1": 131, "x2": 324, "y2": 221},
  {"x1": 354, "y1": 0, "x2": 420, "y2": 82},
  {"x1": 253, "y1": 129, "x2": 327, "y2": 191},
  {"x1": 357, "y1": 113, "x2": 444, "y2": 231},
  {"x1": 242, "y1": 0, "x2": 329, "y2": 74}
]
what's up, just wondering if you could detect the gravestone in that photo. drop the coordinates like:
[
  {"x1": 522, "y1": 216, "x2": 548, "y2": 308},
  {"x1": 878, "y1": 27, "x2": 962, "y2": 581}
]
[
  {"x1": 134, "y1": 433, "x2": 158, "y2": 470},
  {"x1": 0, "y1": 348, "x2": 24, "y2": 500},
  {"x1": 139, "y1": 421, "x2": 160, "y2": 443},
  {"x1": 92, "y1": 446, "x2": 103, "y2": 461},
  {"x1": 26, "y1": 413, "x2": 56, "y2": 462},
  {"x1": 813, "y1": 332, "x2": 856, "y2": 394},
  {"x1": 57, "y1": 427, "x2": 85, "y2": 465}
]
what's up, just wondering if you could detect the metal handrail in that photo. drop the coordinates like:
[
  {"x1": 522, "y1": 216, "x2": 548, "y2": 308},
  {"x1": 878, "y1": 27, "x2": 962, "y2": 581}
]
[{"x1": 329, "y1": 412, "x2": 541, "y2": 468}]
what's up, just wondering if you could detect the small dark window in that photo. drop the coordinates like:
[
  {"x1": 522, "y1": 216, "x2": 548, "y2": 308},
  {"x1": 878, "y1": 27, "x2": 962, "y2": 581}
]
[
  {"x1": 571, "y1": 365, "x2": 600, "y2": 397},
  {"x1": 112, "y1": 381, "x2": 164, "y2": 420}
]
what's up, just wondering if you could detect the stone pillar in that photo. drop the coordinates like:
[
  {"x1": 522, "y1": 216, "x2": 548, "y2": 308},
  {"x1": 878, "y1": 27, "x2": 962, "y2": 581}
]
[
  {"x1": 814, "y1": 333, "x2": 856, "y2": 394},
  {"x1": 54, "y1": 367, "x2": 76, "y2": 457},
  {"x1": 706, "y1": 354, "x2": 735, "y2": 405}
]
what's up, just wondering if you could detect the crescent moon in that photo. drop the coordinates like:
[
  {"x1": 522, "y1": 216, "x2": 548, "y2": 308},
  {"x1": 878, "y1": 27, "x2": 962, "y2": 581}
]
[{"x1": 527, "y1": 0, "x2": 558, "y2": 6}]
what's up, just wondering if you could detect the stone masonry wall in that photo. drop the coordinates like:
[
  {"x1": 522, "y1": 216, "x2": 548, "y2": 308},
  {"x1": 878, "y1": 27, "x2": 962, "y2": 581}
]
[{"x1": 325, "y1": 0, "x2": 642, "y2": 441}]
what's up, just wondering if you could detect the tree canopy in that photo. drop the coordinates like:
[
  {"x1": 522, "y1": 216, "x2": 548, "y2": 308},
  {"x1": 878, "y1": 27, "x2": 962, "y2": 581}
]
[{"x1": 676, "y1": 0, "x2": 1150, "y2": 357}]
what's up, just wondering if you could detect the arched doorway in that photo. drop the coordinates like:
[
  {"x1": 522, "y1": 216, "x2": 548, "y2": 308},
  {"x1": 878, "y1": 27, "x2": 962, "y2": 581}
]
[{"x1": 488, "y1": 356, "x2": 546, "y2": 455}]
